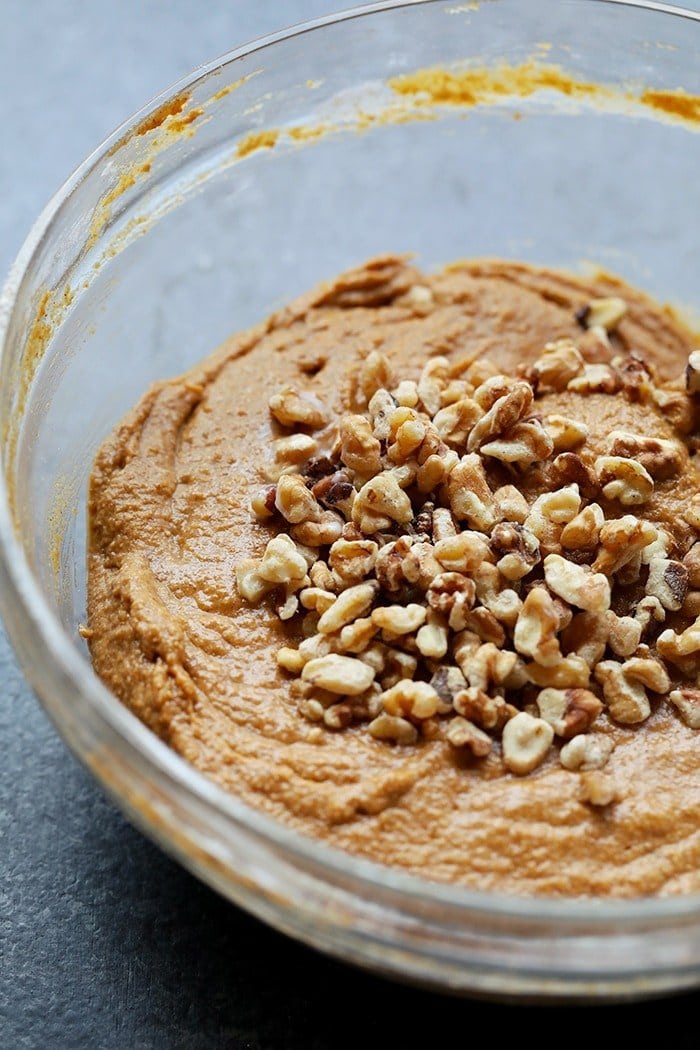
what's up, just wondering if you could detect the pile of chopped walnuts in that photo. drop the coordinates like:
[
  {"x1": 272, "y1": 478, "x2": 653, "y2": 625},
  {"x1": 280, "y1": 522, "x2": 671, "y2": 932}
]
[{"x1": 236, "y1": 293, "x2": 700, "y2": 804}]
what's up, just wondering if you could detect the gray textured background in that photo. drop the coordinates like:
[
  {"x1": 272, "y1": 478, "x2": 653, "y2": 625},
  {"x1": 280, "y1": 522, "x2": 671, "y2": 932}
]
[{"x1": 2, "y1": 2, "x2": 700, "y2": 1047}]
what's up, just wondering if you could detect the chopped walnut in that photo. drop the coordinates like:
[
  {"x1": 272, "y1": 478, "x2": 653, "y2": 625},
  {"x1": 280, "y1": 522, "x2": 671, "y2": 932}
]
[
  {"x1": 560, "y1": 611, "x2": 608, "y2": 669},
  {"x1": 669, "y1": 688, "x2": 700, "y2": 729},
  {"x1": 416, "y1": 613, "x2": 449, "y2": 658},
  {"x1": 401, "y1": 541, "x2": 443, "y2": 590},
  {"x1": 492, "y1": 485, "x2": 529, "y2": 524},
  {"x1": 430, "y1": 666, "x2": 467, "y2": 705},
  {"x1": 257, "y1": 534, "x2": 309, "y2": 588},
  {"x1": 594, "y1": 660, "x2": 651, "y2": 724},
  {"x1": 513, "y1": 586, "x2": 562, "y2": 667},
  {"x1": 592, "y1": 515, "x2": 657, "y2": 576},
  {"x1": 269, "y1": 386, "x2": 328, "y2": 429},
  {"x1": 301, "y1": 653, "x2": 376, "y2": 695},
  {"x1": 431, "y1": 507, "x2": 458, "y2": 542},
  {"x1": 466, "y1": 642, "x2": 518, "y2": 692},
  {"x1": 447, "y1": 454, "x2": 496, "y2": 531},
  {"x1": 579, "y1": 771, "x2": 618, "y2": 807},
  {"x1": 393, "y1": 378, "x2": 420, "y2": 407},
  {"x1": 634, "y1": 595, "x2": 666, "y2": 636},
  {"x1": 434, "y1": 531, "x2": 493, "y2": 575},
  {"x1": 417, "y1": 356, "x2": 449, "y2": 416},
  {"x1": 453, "y1": 688, "x2": 516, "y2": 731},
  {"x1": 359, "y1": 351, "x2": 394, "y2": 405},
  {"x1": 432, "y1": 397, "x2": 483, "y2": 447},
  {"x1": 445, "y1": 717, "x2": 492, "y2": 756},
  {"x1": 605, "y1": 612, "x2": 642, "y2": 657},
  {"x1": 683, "y1": 494, "x2": 700, "y2": 532},
  {"x1": 367, "y1": 712, "x2": 418, "y2": 744},
  {"x1": 530, "y1": 340, "x2": 584, "y2": 392},
  {"x1": 645, "y1": 557, "x2": 689, "y2": 612},
  {"x1": 543, "y1": 554, "x2": 610, "y2": 614},
  {"x1": 467, "y1": 381, "x2": 533, "y2": 452},
  {"x1": 352, "y1": 471, "x2": 413, "y2": 533},
  {"x1": 525, "y1": 486, "x2": 581, "y2": 553},
  {"x1": 525, "y1": 654, "x2": 591, "y2": 689},
  {"x1": 480, "y1": 417, "x2": 554, "y2": 466},
  {"x1": 381, "y1": 680, "x2": 440, "y2": 720},
  {"x1": 329, "y1": 538, "x2": 378, "y2": 584},
  {"x1": 576, "y1": 296, "x2": 627, "y2": 332},
  {"x1": 595, "y1": 456, "x2": 654, "y2": 505},
  {"x1": 560, "y1": 503, "x2": 604, "y2": 550},
  {"x1": 657, "y1": 612, "x2": 700, "y2": 664},
  {"x1": 545, "y1": 414, "x2": 589, "y2": 452},
  {"x1": 491, "y1": 522, "x2": 541, "y2": 581},
  {"x1": 339, "y1": 415, "x2": 383, "y2": 478},
  {"x1": 338, "y1": 617, "x2": 379, "y2": 654},
  {"x1": 559, "y1": 733, "x2": 614, "y2": 771},
  {"x1": 606, "y1": 430, "x2": 683, "y2": 480},
  {"x1": 535, "y1": 687, "x2": 603, "y2": 738},
  {"x1": 317, "y1": 582, "x2": 378, "y2": 634},
  {"x1": 372, "y1": 603, "x2": 427, "y2": 635},
  {"x1": 274, "y1": 474, "x2": 322, "y2": 524},
  {"x1": 266, "y1": 433, "x2": 319, "y2": 480},
  {"x1": 291, "y1": 511, "x2": 344, "y2": 547},
  {"x1": 685, "y1": 350, "x2": 700, "y2": 395},
  {"x1": 501, "y1": 712, "x2": 554, "y2": 775},
  {"x1": 568, "y1": 364, "x2": 620, "y2": 394},
  {"x1": 367, "y1": 388, "x2": 396, "y2": 442},
  {"x1": 427, "y1": 571, "x2": 476, "y2": 626}
]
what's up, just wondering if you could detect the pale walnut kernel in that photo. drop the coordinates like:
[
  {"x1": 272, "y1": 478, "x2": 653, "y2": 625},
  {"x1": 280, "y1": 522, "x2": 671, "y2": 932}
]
[
  {"x1": 381, "y1": 680, "x2": 441, "y2": 720},
  {"x1": 492, "y1": 485, "x2": 529, "y2": 524},
  {"x1": 513, "y1": 586, "x2": 562, "y2": 667},
  {"x1": 417, "y1": 357, "x2": 449, "y2": 416},
  {"x1": 605, "y1": 612, "x2": 642, "y2": 658},
  {"x1": 338, "y1": 618, "x2": 379, "y2": 654},
  {"x1": 299, "y1": 587, "x2": 337, "y2": 614},
  {"x1": 269, "y1": 386, "x2": 328, "y2": 429},
  {"x1": 301, "y1": 653, "x2": 375, "y2": 695},
  {"x1": 529, "y1": 340, "x2": 584, "y2": 392},
  {"x1": 371, "y1": 603, "x2": 427, "y2": 635},
  {"x1": 525, "y1": 486, "x2": 581, "y2": 553},
  {"x1": 276, "y1": 647, "x2": 307, "y2": 674},
  {"x1": 576, "y1": 296, "x2": 627, "y2": 332},
  {"x1": 266, "y1": 434, "x2": 319, "y2": 480},
  {"x1": 567, "y1": 364, "x2": 620, "y2": 394},
  {"x1": 359, "y1": 351, "x2": 394, "y2": 405},
  {"x1": 432, "y1": 507, "x2": 458, "y2": 541},
  {"x1": 429, "y1": 666, "x2": 467, "y2": 705},
  {"x1": 525, "y1": 654, "x2": 591, "y2": 689},
  {"x1": 606, "y1": 430, "x2": 684, "y2": 480},
  {"x1": 490, "y1": 522, "x2": 541, "y2": 581},
  {"x1": 257, "y1": 534, "x2": 309, "y2": 588},
  {"x1": 275, "y1": 474, "x2": 322, "y2": 525},
  {"x1": 669, "y1": 689, "x2": 700, "y2": 729},
  {"x1": 559, "y1": 733, "x2": 614, "y2": 771},
  {"x1": 621, "y1": 656, "x2": 670, "y2": 694},
  {"x1": 329, "y1": 538, "x2": 378, "y2": 584},
  {"x1": 427, "y1": 571, "x2": 476, "y2": 626},
  {"x1": 535, "y1": 687, "x2": 603, "y2": 738},
  {"x1": 401, "y1": 541, "x2": 443, "y2": 590},
  {"x1": 462, "y1": 607, "x2": 506, "y2": 646},
  {"x1": 352, "y1": 472, "x2": 413, "y2": 533},
  {"x1": 579, "y1": 771, "x2": 618, "y2": 807},
  {"x1": 339, "y1": 415, "x2": 383, "y2": 478},
  {"x1": 317, "y1": 582, "x2": 378, "y2": 634},
  {"x1": 434, "y1": 532, "x2": 493, "y2": 575},
  {"x1": 480, "y1": 417, "x2": 554, "y2": 467},
  {"x1": 545, "y1": 414, "x2": 589, "y2": 452},
  {"x1": 447, "y1": 454, "x2": 496, "y2": 531},
  {"x1": 634, "y1": 595, "x2": 665, "y2": 635},
  {"x1": 466, "y1": 642, "x2": 518, "y2": 692},
  {"x1": 236, "y1": 559, "x2": 273, "y2": 604},
  {"x1": 432, "y1": 398, "x2": 483, "y2": 447},
  {"x1": 367, "y1": 713, "x2": 418, "y2": 745},
  {"x1": 543, "y1": 554, "x2": 610, "y2": 614},
  {"x1": 685, "y1": 350, "x2": 700, "y2": 395},
  {"x1": 595, "y1": 456, "x2": 654, "y2": 505},
  {"x1": 466, "y1": 381, "x2": 533, "y2": 452},
  {"x1": 445, "y1": 717, "x2": 492, "y2": 756},
  {"x1": 592, "y1": 516, "x2": 657, "y2": 576},
  {"x1": 472, "y1": 374, "x2": 512, "y2": 410},
  {"x1": 594, "y1": 661, "x2": 650, "y2": 724},
  {"x1": 393, "y1": 379, "x2": 420, "y2": 408},
  {"x1": 416, "y1": 614, "x2": 449, "y2": 659},
  {"x1": 453, "y1": 688, "x2": 516, "y2": 731},
  {"x1": 367, "y1": 388, "x2": 396, "y2": 442},
  {"x1": 501, "y1": 712, "x2": 554, "y2": 775},
  {"x1": 645, "y1": 557, "x2": 689, "y2": 612},
  {"x1": 560, "y1": 503, "x2": 604, "y2": 550},
  {"x1": 291, "y1": 511, "x2": 344, "y2": 547}
]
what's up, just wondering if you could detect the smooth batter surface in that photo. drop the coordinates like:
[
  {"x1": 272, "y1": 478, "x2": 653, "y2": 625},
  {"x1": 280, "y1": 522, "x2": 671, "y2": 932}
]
[{"x1": 87, "y1": 257, "x2": 700, "y2": 897}]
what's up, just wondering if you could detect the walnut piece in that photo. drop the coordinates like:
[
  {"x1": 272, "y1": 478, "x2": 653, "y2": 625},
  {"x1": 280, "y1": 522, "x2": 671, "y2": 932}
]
[
  {"x1": 269, "y1": 386, "x2": 328, "y2": 429},
  {"x1": 501, "y1": 712, "x2": 554, "y2": 775}
]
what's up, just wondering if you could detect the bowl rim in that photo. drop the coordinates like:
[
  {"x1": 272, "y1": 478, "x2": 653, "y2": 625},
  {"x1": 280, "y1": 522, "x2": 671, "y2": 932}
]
[{"x1": 2, "y1": 0, "x2": 700, "y2": 927}]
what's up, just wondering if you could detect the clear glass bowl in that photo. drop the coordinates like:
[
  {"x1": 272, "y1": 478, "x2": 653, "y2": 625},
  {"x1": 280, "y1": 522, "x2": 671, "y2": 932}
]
[{"x1": 2, "y1": 0, "x2": 700, "y2": 1001}]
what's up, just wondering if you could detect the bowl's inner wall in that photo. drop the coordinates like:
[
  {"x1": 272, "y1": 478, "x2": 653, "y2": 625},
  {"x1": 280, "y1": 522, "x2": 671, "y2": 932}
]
[{"x1": 3, "y1": 0, "x2": 700, "y2": 646}]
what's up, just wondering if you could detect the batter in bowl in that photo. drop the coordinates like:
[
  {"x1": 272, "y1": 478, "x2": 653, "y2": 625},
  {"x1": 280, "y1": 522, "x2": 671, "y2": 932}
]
[{"x1": 87, "y1": 256, "x2": 700, "y2": 897}]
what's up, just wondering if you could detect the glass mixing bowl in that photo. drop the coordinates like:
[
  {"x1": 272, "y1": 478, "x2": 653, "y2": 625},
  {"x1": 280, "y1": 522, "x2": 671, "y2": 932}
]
[{"x1": 2, "y1": 0, "x2": 700, "y2": 1001}]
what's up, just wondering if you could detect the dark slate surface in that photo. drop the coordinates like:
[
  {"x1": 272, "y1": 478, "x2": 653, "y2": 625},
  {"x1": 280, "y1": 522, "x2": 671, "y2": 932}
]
[{"x1": 2, "y1": 3, "x2": 700, "y2": 1046}]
